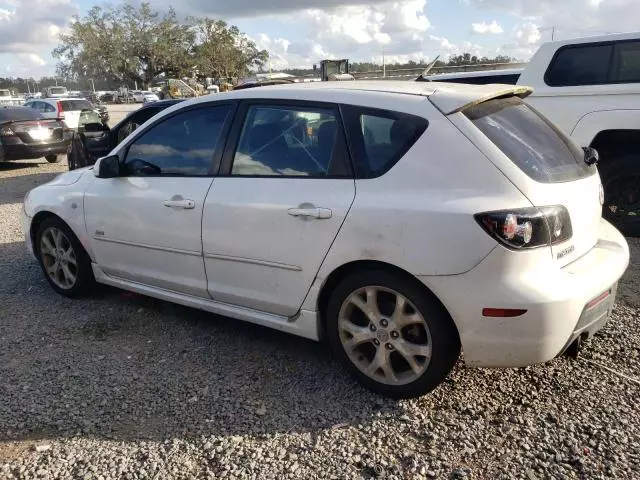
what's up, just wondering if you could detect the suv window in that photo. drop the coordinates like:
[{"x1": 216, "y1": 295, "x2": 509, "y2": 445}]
[
  {"x1": 231, "y1": 105, "x2": 351, "y2": 177},
  {"x1": 117, "y1": 107, "x2": 161, "y2": 144},
  {"x1": 124, "y1": 105, "x2": 230, "y2": 176},
  {"x1": 465, "y1": 96, "x2": 593, "y2": 183},
  {"x1": 60, "y1": 100, "x2": 93, "y2": 111},
  {"x1": 43, "y1": 102, "x2": 56, "y2": 113},
  {"x1": 614, "y1": 41, "x2": 640, "y2": 82},
  {"x1": 342, "y1": 106, "x2": 428, "y2": 178},
  {"x1": 545, "y1": 44, "x2": 612, "y2": 86}
]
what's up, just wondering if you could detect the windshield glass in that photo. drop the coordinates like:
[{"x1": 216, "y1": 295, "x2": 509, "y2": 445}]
[{"x1": 465, "y1": 96, "x2": 594, "y2": 183}]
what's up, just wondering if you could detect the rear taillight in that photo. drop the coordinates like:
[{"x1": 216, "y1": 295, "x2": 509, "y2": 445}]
[
  {"x1": 56, "y1": 101, "x2": 65, "y2": 120},
  {"x1": 0, "y1": 126, "x2": 15, "y2": 136},
  {"x1": 475, "y1": 206, "x2": 572, "y2": 250}
]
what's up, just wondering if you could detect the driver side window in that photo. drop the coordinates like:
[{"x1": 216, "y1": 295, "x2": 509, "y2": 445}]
[{"x1": 123, "y1": 105, "x2": 231, "y2": 177}]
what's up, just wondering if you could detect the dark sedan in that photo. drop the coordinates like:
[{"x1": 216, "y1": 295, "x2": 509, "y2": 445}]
[
  {"x1": 0, "y1": 107, "x2": 70, "y2": 163},
  {"x1": 67, "y1": 99, "x2": 183, "y2": 170}
]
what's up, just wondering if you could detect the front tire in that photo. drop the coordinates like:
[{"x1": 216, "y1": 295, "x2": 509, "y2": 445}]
[
  {"x1": 35, "y1": 216, "x2": 95, "y2": 297},
  {"x1": 326, "y1": 269, "x2": 460, "y2": 399},
  {"x1": 45, "y1": 154, "x2": 63, "y2": 163}
]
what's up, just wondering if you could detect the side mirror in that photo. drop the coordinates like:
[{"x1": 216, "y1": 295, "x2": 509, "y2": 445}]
[
  {"x1": 93, "y1": 155, "x2": 120, "y2": 178},
  {"x1": 582, "y1": 146, "x2": 599, "y2": 166},
  {"x1": 83, "y1": 122, "x2": 108, "y2": 133}
]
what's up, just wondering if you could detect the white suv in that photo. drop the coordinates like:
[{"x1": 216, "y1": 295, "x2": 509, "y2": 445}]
[{"x1": 22, "y1": 81, "x2": 630, "y2": 398}]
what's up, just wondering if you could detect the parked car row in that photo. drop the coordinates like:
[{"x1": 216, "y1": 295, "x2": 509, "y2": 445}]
[{"x1": 22, "y1": 80, "x2": 630, "y2": 398}]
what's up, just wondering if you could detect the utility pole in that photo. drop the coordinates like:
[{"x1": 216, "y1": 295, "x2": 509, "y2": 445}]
[
  {"x1": 552, "y1": 26, "x2": 556, "y2": 41},
  {"x1": 382, "y1": 52, "x2": 386, "y2": 78}
]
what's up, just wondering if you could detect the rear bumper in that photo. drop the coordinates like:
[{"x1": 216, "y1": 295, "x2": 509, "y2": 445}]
[
  {"x1": 420, "y1": 219, "x2": 630, "y2": 368},
  {"x1": 2, "y1": 141, "x2": 69, "y2": 160}
]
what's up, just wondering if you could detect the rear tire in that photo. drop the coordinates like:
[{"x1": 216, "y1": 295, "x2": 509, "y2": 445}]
[
  {"x1": 599, "y1": 155, "x2": 640, "y2": 237},
  {"x1": 35, "y1": 216, "x2": 96, "y2": 297},
  {"x1": 45, "y1": 154, "x2": 63, "y2": 164},
  {"x1": 325, "y1": 269, "x2": 460, "y2": 399}
]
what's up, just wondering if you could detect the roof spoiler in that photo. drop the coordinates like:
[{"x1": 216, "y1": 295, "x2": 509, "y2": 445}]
[{"x1": 429, "y1": 85, "x2": 533, "y2": 115}]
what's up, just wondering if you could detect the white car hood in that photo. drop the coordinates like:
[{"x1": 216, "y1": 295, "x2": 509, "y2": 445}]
[{"x1": 47, "y1": 166, "x2": 93, "y2": 186}]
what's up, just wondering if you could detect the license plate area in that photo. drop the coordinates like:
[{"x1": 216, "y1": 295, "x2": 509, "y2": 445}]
[{"x1": 29, "y1": 128, "x2": 52, "y2": 141}]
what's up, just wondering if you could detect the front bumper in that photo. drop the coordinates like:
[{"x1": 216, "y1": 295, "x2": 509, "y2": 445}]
[{"x1": 420, "y1": 219, "x2": 630, "y2": 368}]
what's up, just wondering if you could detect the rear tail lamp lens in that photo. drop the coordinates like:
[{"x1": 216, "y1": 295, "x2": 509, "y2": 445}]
[
  {"x1": 0, "y1": 126, "x2": 15, "y2": 136},
  {"x1": 475, "y1": 206, "x2": 572, "y2": 250}
]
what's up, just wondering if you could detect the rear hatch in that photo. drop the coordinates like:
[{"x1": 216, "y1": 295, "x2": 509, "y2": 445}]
[
  {"x1": 59, "y1": 99, "x2": 96, "y2": 129},
  {"x1": 448, "y1": 94, "x2": 601, "y2": 266},
  {"x1": 10, "y1": 119, "x2": 65, "y2": 144}
]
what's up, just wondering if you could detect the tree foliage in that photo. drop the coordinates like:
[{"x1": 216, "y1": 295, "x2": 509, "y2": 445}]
[{"x1": 52, "y1": 2, "x2": 267, "y2": 88}]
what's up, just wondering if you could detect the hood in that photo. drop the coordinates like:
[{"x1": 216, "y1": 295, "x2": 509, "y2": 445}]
[{"x1": 47, "y1": 166, "x2": 92, "y2": 186}]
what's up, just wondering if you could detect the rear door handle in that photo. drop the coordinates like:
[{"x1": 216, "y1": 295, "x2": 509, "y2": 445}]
[
  {"x1": 163, "y1": 199, "x2": 195, "y2": 209},
  {"x1": 287, "y1": 207, "x2": 332, "y2": 219}
]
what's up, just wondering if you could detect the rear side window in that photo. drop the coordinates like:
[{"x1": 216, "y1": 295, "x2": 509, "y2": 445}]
[
  {"x1": 61, "y1": 100, "x2": 93, "y2": 111},
  {"x1": 342, "y1": 106, "x2": 427, "y2": 178},
  {"x1": 545, "y1": 44, "x2": 612, "y2": 86},
  {"x1": 465, "y1": 96, "x2": 593, "y2": 183},
  {"x1": 614, "y1": 41, "x2": 640, "y2": 82}
]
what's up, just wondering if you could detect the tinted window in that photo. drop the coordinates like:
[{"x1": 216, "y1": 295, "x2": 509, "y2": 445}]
[
  {"x1": 43, "y1": 103, "x2": 56, "y2": 113},
  {"x1": 117, "y1": 107, "x2": 161, "y2": 144},
  {"x1": 61, "y1": 100, "x2": 93, "y2": 111},
  {"x1": 342, "y1": 106, "x2": 427, "y2": 178},
  {"x1": 231, "y1": 105, "x2": 350, "y2": 177},
  {"x1": 545, "y1": 44, "x2": 612, "y2": 86},
  {"x1": 465, "y1": 97, "x2": 593, "y2": 183},
  {"x1": 124, "y1": 105, "x2": 230, "y2": 176},
  {"x1": 614, "y1": 41, "x2": 640, "y2": 82}
]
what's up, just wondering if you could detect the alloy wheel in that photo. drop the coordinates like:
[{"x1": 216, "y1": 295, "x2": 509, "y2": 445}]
[
  {"x1": 39, "y1": 226, "x2": 78, "y2": 290},
  {"x1": 338, "y1": 286, "x2": 432, "y2": 386}
]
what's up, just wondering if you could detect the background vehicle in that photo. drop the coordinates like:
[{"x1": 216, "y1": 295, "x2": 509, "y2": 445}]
[
  {"x1": 23, "y1": 82, "x2": 629, "y2": 398},
  {"x1": 41, "y1": 86, "x2": 69, "y2": 98},
  {"x1": 317, "y1": 59, "x2": 355, "y2": 81},
  {"x1": 67, "y1": 99, "x2": 183, "y2": 170},
  {"x1": 0, "y1": 89, "x2": 23, "y2": 106},
  {"x1": 142, "y1": 91, "x2": 160, "y2": 103},
  {"x1": 0, "y1": 107, "x2": 69, "y2": 163},
  {"x1": 418, "y1": 32, "x2": 640, "y2": 235},
  {"x1": 24, "y1": 98, "x2": 102, "y2": 130}
]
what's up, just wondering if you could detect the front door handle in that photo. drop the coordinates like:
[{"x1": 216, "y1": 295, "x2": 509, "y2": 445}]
[
  {"x1": 163, "y1": 198, "x2": 195, "y2": 209},
  {"x1": 287, "y1": 207, "x2": 332, "y2": 219}
]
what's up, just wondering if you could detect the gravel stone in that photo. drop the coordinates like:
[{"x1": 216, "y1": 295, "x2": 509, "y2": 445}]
[{"x1": 1, "y1": 158, "x2": 639, "y2": 479}]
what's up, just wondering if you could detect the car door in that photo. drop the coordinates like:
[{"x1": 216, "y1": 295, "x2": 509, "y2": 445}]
[
  {"x1": 202, "y1": 100, "x2": 356, "y2": 316},
  {"x1": 84, "y1": 103, "x2": 235, "y2": 297}
]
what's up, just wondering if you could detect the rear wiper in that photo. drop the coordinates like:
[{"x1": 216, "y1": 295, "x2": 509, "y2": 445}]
[{"x1": 582, "y1": 147, "x2": 599, "y2": 166}]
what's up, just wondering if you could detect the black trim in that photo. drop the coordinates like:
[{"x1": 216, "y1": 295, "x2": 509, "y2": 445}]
[
  {"x1": 118, "y1": 100, "x2": 239, "y2": 178},
  {"x1": 219, "y1": 99, "x2": 354, "y2": 179},
  {"x1": 544, "y1": 39, "x2": 640, "y2": 87},
  {"x1": 340, "y1": 105, "x2": 428, "y2": 179}
]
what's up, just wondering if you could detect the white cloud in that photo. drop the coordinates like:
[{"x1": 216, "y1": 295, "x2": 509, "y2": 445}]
[{"x1": 471, "y1": 20, "x2": 504, "y2": 35}]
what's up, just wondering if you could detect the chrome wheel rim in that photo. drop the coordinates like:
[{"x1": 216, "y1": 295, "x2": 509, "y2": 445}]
[
  {"x1": 338, "y1": 286, "x2": 432, "y2": 386},
  {"x1": 40, "y1": 227, "x2": 77, "y2": 290}
]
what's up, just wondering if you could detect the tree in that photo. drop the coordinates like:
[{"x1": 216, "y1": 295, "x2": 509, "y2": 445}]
[
  {"x1": 189, "y1": 18, "x2": 268, "y2": 82},
  {"x1": 53, "y1": 2, "x2": 194, "y2": 88}
]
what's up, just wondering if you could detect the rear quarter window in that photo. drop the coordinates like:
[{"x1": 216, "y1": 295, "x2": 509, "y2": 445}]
[
  {"x1": 342, "y1": 105, "x2": 428, "y2": 178},
  {"x1": 545, "y1": 44, "x2": 612, "y2": 86},
  {"x1": 464, "y1": 96, "x2": 594, "y2": 183}
]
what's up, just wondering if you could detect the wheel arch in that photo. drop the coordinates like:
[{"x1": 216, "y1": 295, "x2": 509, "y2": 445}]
[
  {"x1": 315, "y1": 259, "x2": 459, "y2": 341},
  {"x1": 30, "y1": 211, "x2": 60, "y2": 248}
]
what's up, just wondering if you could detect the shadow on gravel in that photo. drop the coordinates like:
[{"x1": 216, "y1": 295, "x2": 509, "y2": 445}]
[
  {"x1": 0, "y1": 240, "x2": 407, "y2": 446},
  {"x1": 0, "y1": 170, "x2": 61, "y2": 205}
]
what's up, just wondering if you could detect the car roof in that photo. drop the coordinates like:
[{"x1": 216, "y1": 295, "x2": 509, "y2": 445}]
[
  {"x1": 179, "y1": 80, "x2": 532, "y2": 115},
  {"x1": 542, "y1": 30, "x2": 640, "y2": 48}
]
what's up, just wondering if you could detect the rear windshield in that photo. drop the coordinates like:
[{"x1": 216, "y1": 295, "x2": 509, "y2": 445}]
[
  {"x1": 49, "y1": 87, "x2": 68, "y2": 95},
  {"x1": 0, "y1": 107, "x2": 43, "y2": 121},
  {"x1": 61, "y1": 100, "x2": 93, "y2": 111},
  {"x1": 465, "y1": 96, "x2": 593, "y2": 183}
]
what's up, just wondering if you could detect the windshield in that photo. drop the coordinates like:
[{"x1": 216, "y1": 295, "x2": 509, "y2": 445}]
[{"x1": 465, "y1": 96, "x2": 594, "y2": 183}]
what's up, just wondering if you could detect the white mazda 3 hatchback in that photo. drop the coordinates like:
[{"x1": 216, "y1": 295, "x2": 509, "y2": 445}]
[{"x1": 22, "y1": 81, "x2": 630, "y2": 398}]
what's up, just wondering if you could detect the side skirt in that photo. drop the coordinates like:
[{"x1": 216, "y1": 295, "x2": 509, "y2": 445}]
[{"x1": 92, "y1": 264, "x2": 321, "y2": 341}]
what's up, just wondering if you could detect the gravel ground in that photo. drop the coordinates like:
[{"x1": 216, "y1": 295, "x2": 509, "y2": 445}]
[{"x1": 1, "y1": 158, "x2": 639, "y2": 480}]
